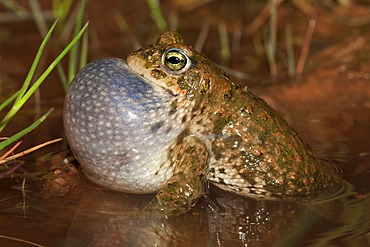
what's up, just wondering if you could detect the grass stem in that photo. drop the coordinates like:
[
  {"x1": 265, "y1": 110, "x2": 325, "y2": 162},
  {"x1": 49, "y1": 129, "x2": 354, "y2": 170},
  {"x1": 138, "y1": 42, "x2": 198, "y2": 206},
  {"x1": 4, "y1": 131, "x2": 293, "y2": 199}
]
[{"x1": 146, "y1": 0, "x2": 168, "y2": 31}]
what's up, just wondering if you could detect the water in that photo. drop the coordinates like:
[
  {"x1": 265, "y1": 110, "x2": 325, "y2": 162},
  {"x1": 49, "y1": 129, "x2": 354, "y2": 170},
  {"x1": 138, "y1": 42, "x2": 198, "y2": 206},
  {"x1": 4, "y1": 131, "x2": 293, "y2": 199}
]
[{"x1": 0, "y1": 169, "x2": 369, "y2": 246}]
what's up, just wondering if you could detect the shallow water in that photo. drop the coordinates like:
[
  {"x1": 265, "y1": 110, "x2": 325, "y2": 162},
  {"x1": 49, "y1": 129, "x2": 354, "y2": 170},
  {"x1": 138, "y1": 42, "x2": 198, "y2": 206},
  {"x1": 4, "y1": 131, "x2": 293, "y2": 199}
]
[
  {"x1": 0, "y1": 1, "x2": 369, "y2": 246},
  {"x1": 0, "y1": 165, "x2": 369, "y2": 247}
]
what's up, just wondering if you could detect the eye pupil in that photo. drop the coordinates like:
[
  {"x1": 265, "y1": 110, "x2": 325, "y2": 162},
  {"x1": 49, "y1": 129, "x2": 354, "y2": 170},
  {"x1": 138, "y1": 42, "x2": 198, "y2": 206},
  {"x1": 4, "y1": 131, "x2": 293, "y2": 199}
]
[
  {"x1": 167, "y1": 56, "x2": 183, "y2": 65},
  {"x1": 163, "y1": 49, "x2": 190, "y2": 72}
]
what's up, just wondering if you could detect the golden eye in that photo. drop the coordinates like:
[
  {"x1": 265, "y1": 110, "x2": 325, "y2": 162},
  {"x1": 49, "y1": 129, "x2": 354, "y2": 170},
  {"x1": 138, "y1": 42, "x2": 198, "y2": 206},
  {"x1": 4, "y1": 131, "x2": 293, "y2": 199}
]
[{"x1": 163, "y1": 48, "x2": 191, "y2": 73}]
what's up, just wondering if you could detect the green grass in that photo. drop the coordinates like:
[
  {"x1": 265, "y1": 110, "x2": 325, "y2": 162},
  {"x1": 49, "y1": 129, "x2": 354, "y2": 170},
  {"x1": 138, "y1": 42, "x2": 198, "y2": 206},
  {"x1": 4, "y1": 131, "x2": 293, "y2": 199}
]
[
  {"x1": 67, "y1": 0, "x2": 87, "y2": 87},
  {"x1": 0, "y1": 20, "x2": 88, "y2": 156},
  {"x1": 146, "y1": 0, "x2": 168, "y2": 31},
  {"x1": 266, "y1": 0, "x2": 278, "y2": 81},
  {"x1": 0, "y1": 0, "x2": 88, "y2": 162},
  {"x1": 25, "y1": 0, "x2": 88, "y2": 90}
]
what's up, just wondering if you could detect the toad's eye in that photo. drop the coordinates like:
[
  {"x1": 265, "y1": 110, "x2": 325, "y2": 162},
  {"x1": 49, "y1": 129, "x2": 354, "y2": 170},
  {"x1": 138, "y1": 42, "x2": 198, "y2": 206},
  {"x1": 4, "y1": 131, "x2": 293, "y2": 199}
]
[{"x1": 162, "y1": 48, "x2": 191, "y2": 74}]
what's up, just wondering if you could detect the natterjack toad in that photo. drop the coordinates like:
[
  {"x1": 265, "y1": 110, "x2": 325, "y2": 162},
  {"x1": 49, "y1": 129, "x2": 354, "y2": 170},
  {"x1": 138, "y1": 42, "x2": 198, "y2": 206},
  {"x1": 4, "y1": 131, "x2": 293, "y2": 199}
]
[{"x1": 63, "y1": 31, "x2": 342, "y2": 214}]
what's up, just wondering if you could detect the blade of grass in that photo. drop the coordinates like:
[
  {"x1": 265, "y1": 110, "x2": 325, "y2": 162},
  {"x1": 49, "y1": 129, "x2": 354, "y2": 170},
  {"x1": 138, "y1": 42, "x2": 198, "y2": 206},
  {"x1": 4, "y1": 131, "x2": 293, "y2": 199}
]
[
  {"x1": 146, "y1": 0, "x2": 168, "y2": 31},
  {"x1": 0, "y1": 138, "x2": 62, "y2": 165},
  {"x1": 295, "y1": 6, "x2": 319, "y2": 77},
  {"x1": 0, "y1": 90, "x2": 20, "y2": 112},
  {"x1": 285, "y1": 23, "x2": 295, "y2": 77},
  {"x1": 245, "y1": 0, "x2": 283, "y2": 36},
  {"x1": 0, "y1": 21, "x2": 88, "y2": 132},
  {"x1": 0, "y1": 141, "x2": 22, "y2": 160},
  {"x1": 0, "y1": 108, "x2": 53, "y2": 151},
  {"x1": 0, "y1": 20, "x2": 58, "y2": 131},
  {"x1": 22, "y1": 22, "x2": 89, "y2": 103},
  {"x1": 266, "y1": 0, "x2": 278, "y2": 81},
  {"x1": 52, "y1": 0, "x2": 73, "y2": 22},
  {"x1": 194, "y1": 19, "x2": 211, "y2": 52},
  {"x1": 0, "y1": 162, "x2": 23, "y2": 179},
  {"x1": 0, "y1": 234, "x2": 43, "y2": 247},
  {"x1": 67, "y1": 0, "x2": 87, "y2": 84},
  {"x1": 80, "y1": 27, "x2": 88, "y2": 70},
  {"x1": 29, "y1": 0, "x2": 48, "y2": 36},
  {"x1": 16, "y1": 20, "x2": 57, "y2": 104},
  {"x1": 0, "y1": 0, "x2": 28, "y2": 18},
  {"x1": 57, "y1": 62, "x2": 68, "y2": 89},
  {"x1": 218, "y1": 22, "x2": 230, "y2": 64},
  {"x1": 21, "y1": 176, "x2": 27, "y2": 217}
]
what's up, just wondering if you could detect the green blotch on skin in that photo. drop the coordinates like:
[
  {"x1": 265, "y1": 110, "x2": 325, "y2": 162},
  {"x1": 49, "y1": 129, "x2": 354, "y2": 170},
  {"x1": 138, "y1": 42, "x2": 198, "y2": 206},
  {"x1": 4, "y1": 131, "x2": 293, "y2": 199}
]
[{"x1": 151, "y1": 68, "x2": 167, "y2": 79}]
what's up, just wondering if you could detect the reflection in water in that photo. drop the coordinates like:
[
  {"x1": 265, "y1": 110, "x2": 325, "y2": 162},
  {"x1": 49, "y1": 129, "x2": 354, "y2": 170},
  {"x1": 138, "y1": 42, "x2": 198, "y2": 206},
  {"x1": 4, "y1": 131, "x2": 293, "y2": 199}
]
[
  {"x1": 0, "y1": 154, "x2": 368, "y2": 247},
  {"x1": 0, "y1": 177, "x2": 369, "y2": 246},
  {"x1": 206, "y1": 187, "x2": 308, "y2": 247},
  {"x1": 65, "y1": 190, "x2": 208, "y2": 247},
  {"x1": 64, "y1": 186, "x2": 312, "y2": 247},
  {"x1": 306, "y1": 193, "x2": 370, "y2": 247},
  {"x1": 62, "y1": 182, "x2": 370, "y2": 247}
]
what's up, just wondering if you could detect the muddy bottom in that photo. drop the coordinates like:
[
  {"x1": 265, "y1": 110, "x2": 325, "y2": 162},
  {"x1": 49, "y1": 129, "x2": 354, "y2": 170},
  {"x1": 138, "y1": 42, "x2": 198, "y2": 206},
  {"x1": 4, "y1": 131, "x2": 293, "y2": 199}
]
[{"x1": 0, "y1": 1, "x2": 369, "y2": 246}]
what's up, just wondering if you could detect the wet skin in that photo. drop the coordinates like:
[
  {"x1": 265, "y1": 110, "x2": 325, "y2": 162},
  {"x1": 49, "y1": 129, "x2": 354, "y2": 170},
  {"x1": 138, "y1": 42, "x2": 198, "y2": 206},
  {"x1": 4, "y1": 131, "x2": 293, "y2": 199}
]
[{"x1": 64, "y1": 31, "x2": 342, "y2": 214}]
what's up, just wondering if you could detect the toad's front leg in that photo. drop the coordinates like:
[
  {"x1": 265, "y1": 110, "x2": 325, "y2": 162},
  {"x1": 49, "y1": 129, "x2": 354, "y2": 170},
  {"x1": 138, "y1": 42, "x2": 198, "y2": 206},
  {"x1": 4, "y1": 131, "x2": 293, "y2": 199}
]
[{"x1": 146, "y1": 136, "x2": 208, "y2": 215}]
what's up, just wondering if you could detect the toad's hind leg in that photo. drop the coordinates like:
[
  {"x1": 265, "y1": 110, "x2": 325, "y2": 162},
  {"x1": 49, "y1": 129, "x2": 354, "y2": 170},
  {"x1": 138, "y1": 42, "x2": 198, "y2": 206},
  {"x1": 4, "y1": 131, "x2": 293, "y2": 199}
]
[{"x1": 146, "y1": 136, "x2": 209, "y2": 215}]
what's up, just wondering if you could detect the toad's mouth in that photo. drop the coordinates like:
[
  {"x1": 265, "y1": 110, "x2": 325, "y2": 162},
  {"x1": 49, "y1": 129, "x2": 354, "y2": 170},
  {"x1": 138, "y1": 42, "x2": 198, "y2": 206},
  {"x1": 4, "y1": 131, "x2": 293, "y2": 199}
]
[{"x1": 126, "y1": 53, "x2": 183, "y2": 97}]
